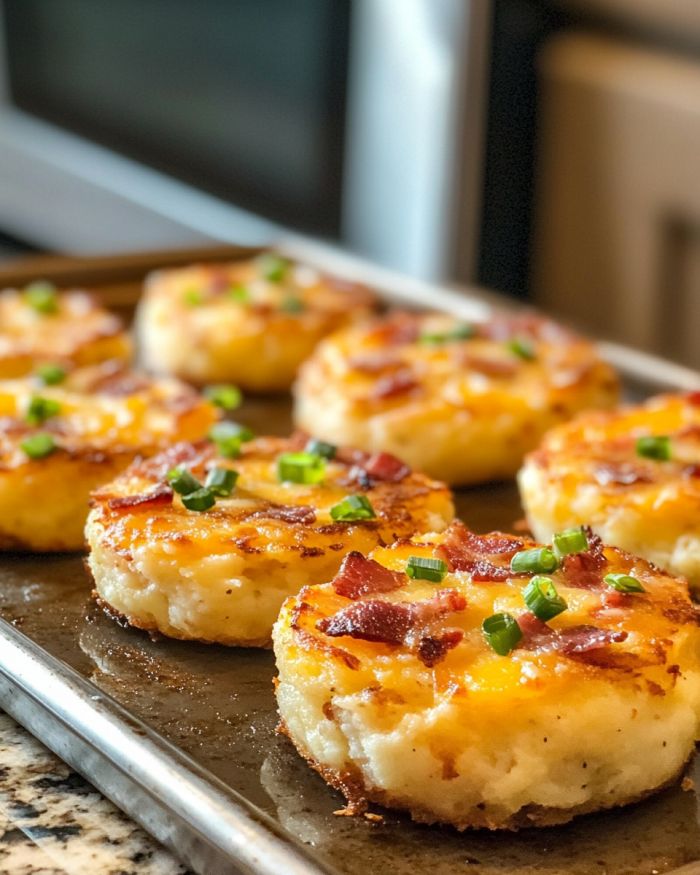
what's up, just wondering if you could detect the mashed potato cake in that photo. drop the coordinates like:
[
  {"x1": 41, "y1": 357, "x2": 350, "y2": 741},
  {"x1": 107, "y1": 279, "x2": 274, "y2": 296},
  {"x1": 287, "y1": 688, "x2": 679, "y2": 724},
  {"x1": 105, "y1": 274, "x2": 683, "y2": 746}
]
[
  {"x1": 0, "y1": 362, "x2": 217, "y2": 551},
  {"x1": 273, "y1": 521, "x2": 700, "y2": 830},
  {"x1": 0, "y1": 282, "x2": 131, "y2": 377},
  {"x1": 519, "y1": 392, "x2": 700, "y2": 595},
  {"x1": 293, "y1": 311, "x2": 619, "y2": 485},
  {"x1": 136, "y1": 254, "x2": 375, "y2": 391},
  {"x1": 86, "y1": 435, "x2": 454, "y2": 646}
]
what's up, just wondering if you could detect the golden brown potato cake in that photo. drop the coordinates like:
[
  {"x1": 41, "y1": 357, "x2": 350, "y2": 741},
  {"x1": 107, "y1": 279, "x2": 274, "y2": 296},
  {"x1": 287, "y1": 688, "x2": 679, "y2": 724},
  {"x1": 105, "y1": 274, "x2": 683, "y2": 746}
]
[
  {"x1": 274, "y1": 521, "x2": 700, "y2": 830},
  {"x1": 0, "y1": 362, "x2": 217, "y2": 551},
  {"x1": 293, "y1": 310, "x2": 620, "y2": 485},
  {"x1": 136, "y1": 254, "x2": 376, "y2": 391},
  {"x1": 85, "y1": 435, "x2": 454, "y2": 646},
  {"x1": 519, "y1": 392, "x2": 700, "y2": 594},
  {"x1": 0, "y1": 283, "x2": 131, "y2": 377}
]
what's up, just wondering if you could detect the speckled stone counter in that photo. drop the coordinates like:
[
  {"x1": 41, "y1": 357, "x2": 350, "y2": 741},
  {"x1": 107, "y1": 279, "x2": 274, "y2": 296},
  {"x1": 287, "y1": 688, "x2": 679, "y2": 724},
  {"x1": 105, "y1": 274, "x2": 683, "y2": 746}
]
[{"x1": 0, "y1": 712, "x2": 189, "y2": 875}]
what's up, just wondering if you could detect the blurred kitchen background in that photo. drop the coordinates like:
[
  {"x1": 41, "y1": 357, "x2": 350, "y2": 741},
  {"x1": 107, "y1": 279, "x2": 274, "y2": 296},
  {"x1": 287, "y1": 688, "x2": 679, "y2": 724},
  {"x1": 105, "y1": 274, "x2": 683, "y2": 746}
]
[{"x1": 0, "y1": 0, "x2": 698, "y2": 366}]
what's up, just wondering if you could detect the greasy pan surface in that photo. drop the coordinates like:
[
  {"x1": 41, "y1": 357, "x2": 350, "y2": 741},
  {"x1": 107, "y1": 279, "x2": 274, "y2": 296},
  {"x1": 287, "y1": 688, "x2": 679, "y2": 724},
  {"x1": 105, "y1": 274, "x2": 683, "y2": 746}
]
[{"x1": 1, "y1": 396, "x2": 699, "y2": 875}]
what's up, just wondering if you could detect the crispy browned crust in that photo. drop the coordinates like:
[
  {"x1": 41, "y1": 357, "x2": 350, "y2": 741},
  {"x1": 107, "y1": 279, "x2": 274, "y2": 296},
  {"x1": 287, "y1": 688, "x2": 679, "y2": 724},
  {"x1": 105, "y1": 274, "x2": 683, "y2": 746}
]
[
  {"x1": 91, "y1": 591, "x2": 273, "y2": 648},
  {"x1": 276, "y1": 718, "x2": 690, "y2": 831}
]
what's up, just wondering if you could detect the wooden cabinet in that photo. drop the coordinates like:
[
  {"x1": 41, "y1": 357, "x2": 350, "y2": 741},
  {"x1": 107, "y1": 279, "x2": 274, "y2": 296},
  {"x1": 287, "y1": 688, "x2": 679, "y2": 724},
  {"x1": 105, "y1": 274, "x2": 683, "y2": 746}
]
[{"x1": 533, "y1": 33, "x2": 700, "y2": 367}]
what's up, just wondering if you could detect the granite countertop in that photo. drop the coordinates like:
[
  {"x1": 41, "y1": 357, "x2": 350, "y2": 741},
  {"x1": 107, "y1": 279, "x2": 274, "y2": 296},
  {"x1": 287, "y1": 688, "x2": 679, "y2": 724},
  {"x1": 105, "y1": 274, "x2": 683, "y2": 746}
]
[{"x1": 0, "y1": 712, "x2": 190, "y2": 875}]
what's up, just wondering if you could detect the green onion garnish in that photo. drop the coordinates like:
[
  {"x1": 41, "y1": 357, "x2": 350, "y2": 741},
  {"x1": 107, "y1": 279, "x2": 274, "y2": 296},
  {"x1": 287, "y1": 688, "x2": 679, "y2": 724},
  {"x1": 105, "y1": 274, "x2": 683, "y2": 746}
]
[
  {"x1": 26, "y1": 396, "x2": 61, "y2": 426},
  {"x1": 329, "y1": 494, "x2": 376, "y2": 522},
  {"x1": 604, "y1": 573, "x2": 645, "y2": 593},
  {"x1": 24, "y1": 281, "x2": 58, "y2": 314},
  {"x1": 304, "y1": 438, "x2": 336, "y2": 459},
  {"x1": 552, "y1": 526, "x2": 589, "y2": 558},
  {"x1": 204, "y1": 384, "x2": 242, "y2": 411},
  {"x1": 208, "y1": 421, "x2": 254, "y2": 458},
  {"x1": 510, "y1": 547, "x2": 558, "y2": 574},
  {"x1": 36, "y1": 364, "x2": 66, "y2": 386},
  {"x1": 636, "y1": 435, "x2": 671, "y2": 461},
  {"x1": 257, "y1": 253, "x2": 290, "y2": 283},
  {"x1": 280, "y1": 296, "x2": 304, "y2": 314},
  {"x1": 406, "y1": 556, "x2": 448, "y2": 583},
  {"x1": 228, "y1": 284, "x2": 249, "y2": 303},
  {"x1": 204, "y1": 466, "x2": 238, "y2": 497},
  {"x1": 507, "y1": 337, "x2": 536, "y2": 360},
  {"x1": 419, "y1": 324, "x2": 475, "y2": 345},
  {"x1": 181, "y1": 487, "x2": 216, "y2": 512},
  {"x1": 522, "y1": 576, "x2": 568, "y2": 621},
  {"x1": 277, "y1": 452, "x2": 326, "y2": 485},
  {"x1": 183, "y1": 288, "x2": 203, "y2": 306},
  {"x1": 20, "y1": 432, "x2": 56, "y2": 459},
  {"x1": 167, "y1": 467, "x2": 202, "y2": 496},
  {"x1": 482, "y1": 612, "x2": 522, "y2": 655}
]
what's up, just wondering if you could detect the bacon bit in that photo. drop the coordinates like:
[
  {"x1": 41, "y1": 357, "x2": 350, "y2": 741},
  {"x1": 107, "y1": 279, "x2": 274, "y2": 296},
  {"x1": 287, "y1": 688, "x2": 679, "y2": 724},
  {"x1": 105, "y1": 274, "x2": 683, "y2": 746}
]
[
  {"x1": 349, "y1": 352, "x2": 402, "y2": 374},
  {"x1": 457, "y1": 353, "x2": 518, "y2": 377},
  {"x1": 108, "y1": 483, "x2": 173, "y2": 510},
  {"x1": 682, "y1": 464, "x2": 700, "y2": 479},
  {"x1": 685, "y1": 391, "x2": 700, "y2": 406},
  {"x1": 646, "y1": 680, "x2": 665, "y2": 696},
  {"x1": 370, "y1": 369, "x2": 419, "y2": 401},
  {"x1": 594, "y1": 462, "x2": 652, "y2": 487},
  {"x1": 520, "y1": 624, "x2": 627, "y2": 655},
  {"x1": 417, "y1": 629, "x2": 463, "y2": 667},
  {"x1": 317, "y1": 588, "x2": 466, "y2": 666},
  {"x1": 249, "y1": 505, "x2": 317, "y2": 524},
  {"x1": 331, "y1": 552, "x2": 406, "y2": 600},
  {"x1": 319, "y1": 600, "x2": 412, "y2": 644},
  {"x1": 516, "y1": 611, "x2": 552, "y2": 639},
  {"x1": 368, "y1": 315, "x2": 420, "y2": 346},
  {"x1": 363, "y1": 452, "x2": 410, "y2": 482},
  {"x1": 437, "y1": 523, "x2": 523, "y2": 580},
  {"x1": 559, "y1": 530, "x2": 607, "y2": 590},
  {"x1": 600, "y1": 589, "x2": 632, "y2": 609},
  {"x1": 140, "y1": 441, "x2": 210, "y2": 480}
]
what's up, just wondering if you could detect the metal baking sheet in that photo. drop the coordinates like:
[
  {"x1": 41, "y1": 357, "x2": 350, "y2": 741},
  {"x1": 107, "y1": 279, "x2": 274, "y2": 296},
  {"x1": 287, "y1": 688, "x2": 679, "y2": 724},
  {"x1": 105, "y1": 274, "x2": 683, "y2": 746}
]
[{"x1": 0, "y1": 244, "x2": 699, "y2": 875}]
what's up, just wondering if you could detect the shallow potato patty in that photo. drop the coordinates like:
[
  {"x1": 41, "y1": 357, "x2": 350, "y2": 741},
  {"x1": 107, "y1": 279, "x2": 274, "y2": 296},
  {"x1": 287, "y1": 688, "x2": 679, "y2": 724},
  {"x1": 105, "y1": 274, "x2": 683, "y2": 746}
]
[
  {"x1": 0, "y1": 362, "x2": 217, "y2": 551},
  {"x1": 136, "y1": 254, "x2": 376, "y2": 391},
  {"x1": 273, "y1": 521, "x2": 700, "y2": 830},
  {"x1": 85, "y1": 436, "x2": 454, "y2": 646},
  {"x1": 0, "y1": 284, "x2": 131, "y2": 377},
  {"x1": 293, "y1": 310, "x2": 619, "y2": 485},
  {"x1": 519, "y1": 392, "x2": 700, "y2": 595}
]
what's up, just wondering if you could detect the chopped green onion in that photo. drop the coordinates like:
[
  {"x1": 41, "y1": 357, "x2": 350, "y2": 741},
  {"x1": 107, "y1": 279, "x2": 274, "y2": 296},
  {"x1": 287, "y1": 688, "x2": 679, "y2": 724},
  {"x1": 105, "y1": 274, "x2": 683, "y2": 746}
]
[
  {"x1": 208, "y1": 421, "x2": 254, "y2": 458},
  {"x1": 228, "y1": 284, "x2": 249, "y2": 303},
  {"x1": 181, "y1": 487, "x2": 216, "y2": 512},
  {"x1": 26, "y1": 396, "x2": 61, "y2": 426},
  {"x1": 406, "y1": 556, "x2": 448, "y2": 583},
  {"x1": 280, "y1": 296, "x2": 304, "y2": 314},
  {"x1": 24, "y1": 281, "x2": 58, "y2": 314},
  {"x1": 204, "y1": 384, "x2": 242, "y2": 411},
  {"x1": 36, "y1": 364, "x2": 66, "y2": 386},
  {"x1": 183, "y1": 288, "x2": 203, "y2": 306},
  {"x1": 522, "y1": 576, "x2": 568, "y2": 621},
  {"x1": 553, "y1": 526, "x2": 589, "y2": 558},
  {"x1": 329, "y1": 494, "x2": 376, "y2": 522},
  {"x1": 20, "y1": 432, "x2": 56, "y2": 459},
  {"x1": 482, "y1": 612, "x2": 522, "y2": 655},
  {"x1": 507, "y1": 337, "x2": 536, "y2": 360},
  {"x1": 510, "y1": 547, "x2": 558, "y2": 574},
  {"x1": 304, "y1": 438, "x2": 336, "y2": 459},
  {"x1": 204, "y1": 466, "x2": 238, "y2": 497},
  {"x1": 167, "y1": 467, "x2": 202, "y2": 496},
  {"x1": 277, "y1": 451, "x2": 326, "y2": 485},
  {"x1": 257, "y1": 253, "x2": 290, "y2": 283},
  {"x1": 604, "y1": 573, "x2": 645, "y2": 593},
  {"x1": 419, "y1": 324, "x2": 475, "y2": 345},
  {"x1": 636, "y1": 435, "x2": 671, "y2": 461}
]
